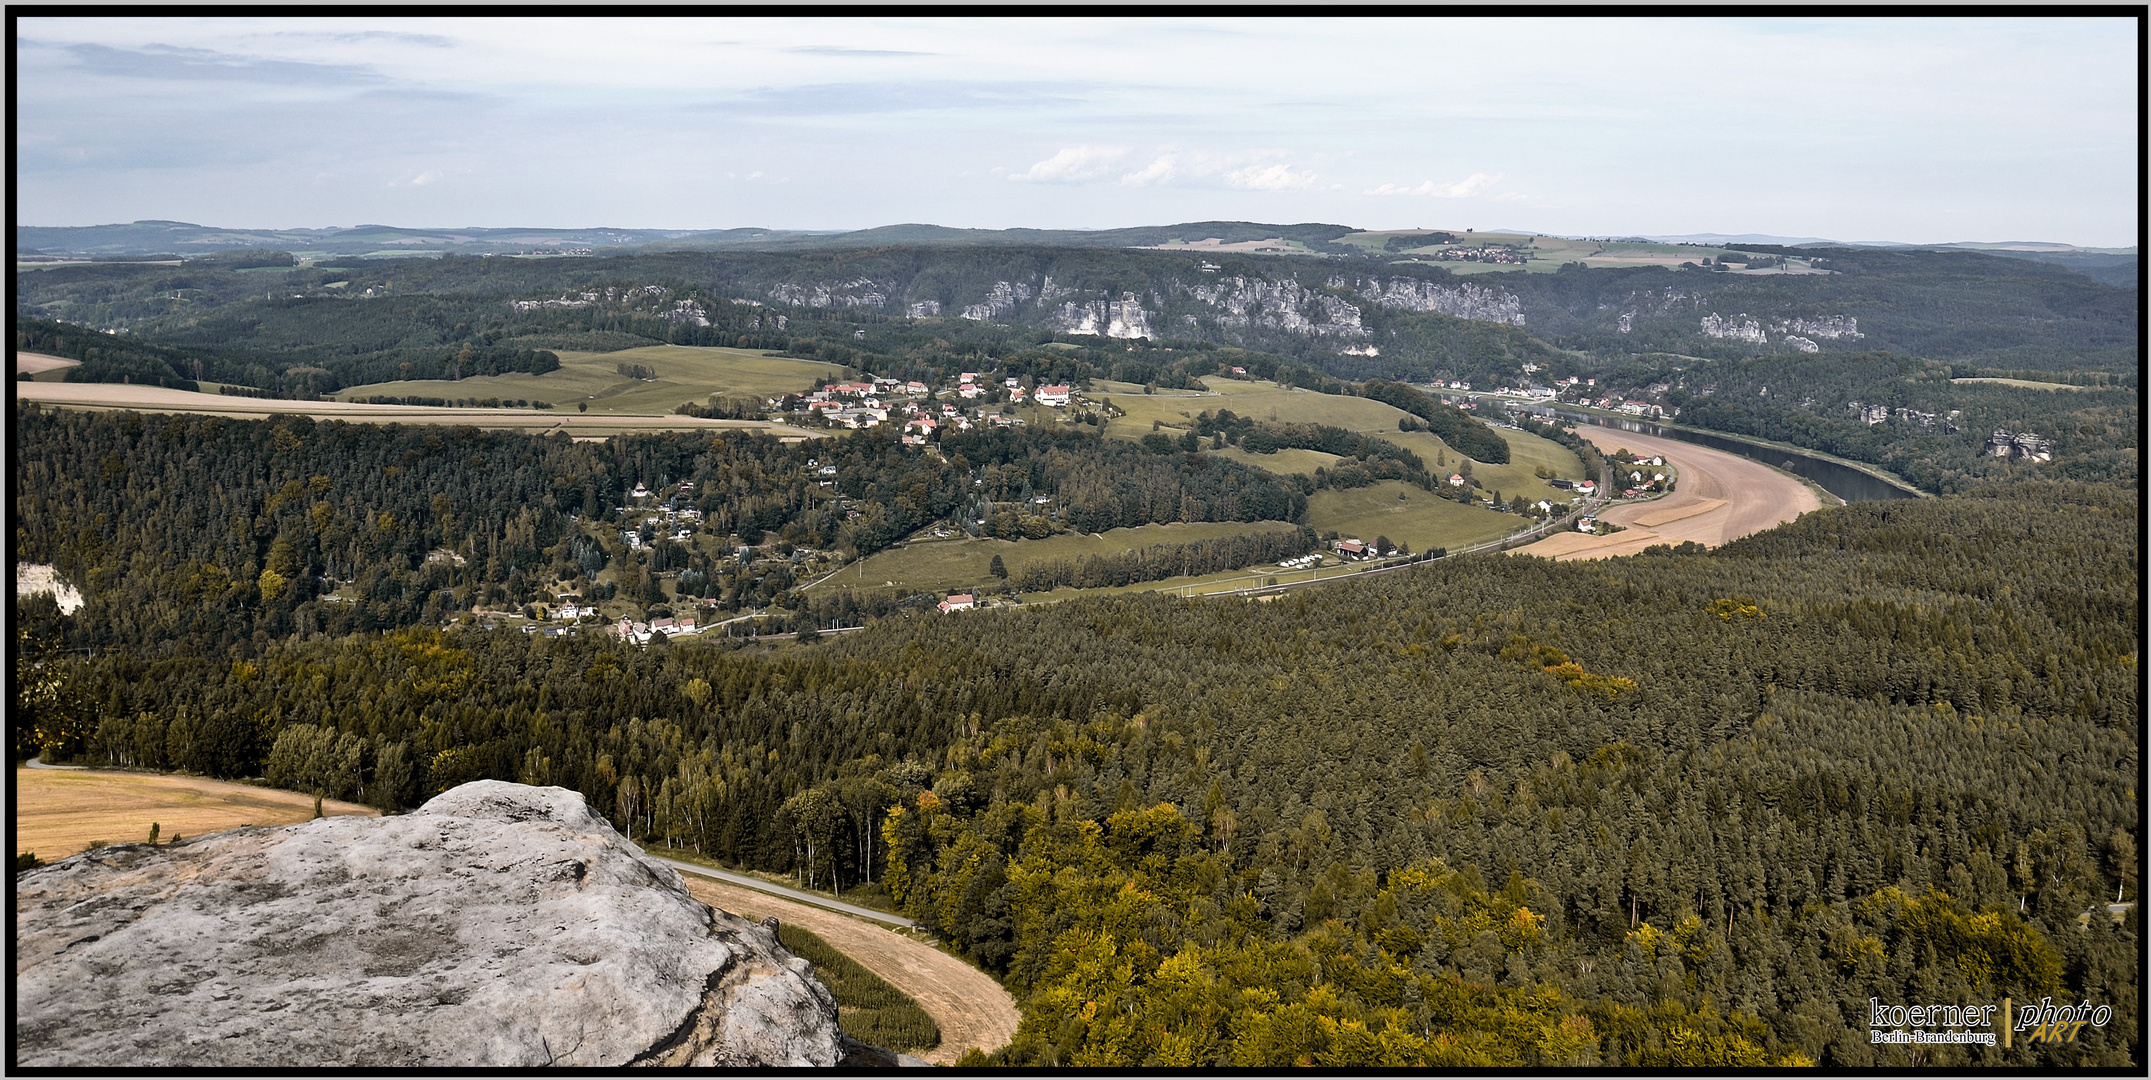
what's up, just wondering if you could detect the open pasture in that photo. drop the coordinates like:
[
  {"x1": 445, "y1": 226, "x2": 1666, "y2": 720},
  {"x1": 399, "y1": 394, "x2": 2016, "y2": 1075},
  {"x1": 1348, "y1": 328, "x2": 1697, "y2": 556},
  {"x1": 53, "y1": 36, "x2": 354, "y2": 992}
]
[
  {"x1": 16, "y1": 767, "x2": 376, "y2": 862},
  {"x1": 1304, "y1": 480, "x2": 1520, "y2": 554},
  {"x1": 339, "y1": 344, "x2": 844, "y2": 415}
]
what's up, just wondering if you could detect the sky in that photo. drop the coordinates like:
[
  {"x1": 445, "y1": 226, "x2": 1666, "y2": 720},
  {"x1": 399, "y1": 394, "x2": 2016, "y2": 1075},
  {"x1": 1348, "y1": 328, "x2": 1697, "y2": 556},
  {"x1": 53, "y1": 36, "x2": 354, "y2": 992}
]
[{"x1": 13, "y1": 16, "x2": 2141, "y2": 246}]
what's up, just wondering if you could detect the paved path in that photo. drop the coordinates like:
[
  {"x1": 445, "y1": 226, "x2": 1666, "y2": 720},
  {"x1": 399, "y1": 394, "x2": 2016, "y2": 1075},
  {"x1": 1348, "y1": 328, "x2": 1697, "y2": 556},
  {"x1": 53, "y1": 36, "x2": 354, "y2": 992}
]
[{"x1": 646, "y1": 855, "x2": 917, "y2": 927}]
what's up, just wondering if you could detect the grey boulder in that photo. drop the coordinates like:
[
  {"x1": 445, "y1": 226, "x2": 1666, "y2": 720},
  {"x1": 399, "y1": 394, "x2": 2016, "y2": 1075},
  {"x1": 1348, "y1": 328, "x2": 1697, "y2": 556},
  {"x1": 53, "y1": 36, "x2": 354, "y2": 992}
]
[{"x1": 15, "y1": 780, "x2": 848, "y2": 1067}]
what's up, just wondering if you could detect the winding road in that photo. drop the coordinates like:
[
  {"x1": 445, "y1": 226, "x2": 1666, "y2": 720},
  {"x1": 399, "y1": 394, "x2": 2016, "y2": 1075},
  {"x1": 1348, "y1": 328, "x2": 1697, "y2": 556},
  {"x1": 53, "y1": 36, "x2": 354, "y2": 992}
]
[{"x1": 663, "y1": 866, "x2": 1020, "y2": 1065}]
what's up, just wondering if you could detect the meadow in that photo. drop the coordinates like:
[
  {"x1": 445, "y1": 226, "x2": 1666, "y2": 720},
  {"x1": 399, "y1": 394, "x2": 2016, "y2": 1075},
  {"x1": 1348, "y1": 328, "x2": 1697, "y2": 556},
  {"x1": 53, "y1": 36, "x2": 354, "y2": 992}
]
[
  {"x1": 1302, "y1": 479, "x2": 1523, "y2": 553},
  {"x1": 337, "y1": 344, "x2": 846, "y2": 415}
]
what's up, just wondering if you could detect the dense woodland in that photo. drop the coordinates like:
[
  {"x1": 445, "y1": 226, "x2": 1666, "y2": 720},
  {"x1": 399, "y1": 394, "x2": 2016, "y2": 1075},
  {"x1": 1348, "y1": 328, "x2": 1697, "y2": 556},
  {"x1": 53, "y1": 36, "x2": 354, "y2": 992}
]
[
  {"x1": 10, "y1": 235, "x2": 2141, "y2": 1068},
  {"x1": 1597, "y1": 351, "x2": 2141, "y2": 494},
  {"x1": 15, "y1": 414, "x2": 2139, "y2": 1066},
  {"x1": 10, "y1": 408, "x2": 1312, "y2": 652}
]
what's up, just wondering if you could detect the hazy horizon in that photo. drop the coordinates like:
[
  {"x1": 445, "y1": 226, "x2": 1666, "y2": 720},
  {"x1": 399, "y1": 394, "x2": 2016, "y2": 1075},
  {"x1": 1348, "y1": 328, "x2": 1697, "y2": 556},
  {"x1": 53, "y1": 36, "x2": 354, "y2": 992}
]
[{"x1": 16, "y1": 16, "x2": 2140, "y2": 247}]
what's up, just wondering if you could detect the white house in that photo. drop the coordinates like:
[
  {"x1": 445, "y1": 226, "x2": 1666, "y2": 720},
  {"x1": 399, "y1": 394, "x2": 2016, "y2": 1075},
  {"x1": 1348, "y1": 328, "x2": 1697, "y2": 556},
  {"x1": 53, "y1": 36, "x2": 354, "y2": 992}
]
[
  {"x1": 937, "y1": 593, "x2": 975, "y2": 613},
  {"x1": 1037, "y1": 385, "x2": 1072, "y2": 407}
]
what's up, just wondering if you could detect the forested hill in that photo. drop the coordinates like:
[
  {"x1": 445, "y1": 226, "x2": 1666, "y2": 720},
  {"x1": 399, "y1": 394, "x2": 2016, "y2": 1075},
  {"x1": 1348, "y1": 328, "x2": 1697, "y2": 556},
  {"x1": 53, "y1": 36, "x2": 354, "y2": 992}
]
[
  {"x1": 19, "y1": 478, "x2": 2138, "y2": 1068},
  {"x1": 17, "y1": 238, "x2": 2133, "y2": 395}
]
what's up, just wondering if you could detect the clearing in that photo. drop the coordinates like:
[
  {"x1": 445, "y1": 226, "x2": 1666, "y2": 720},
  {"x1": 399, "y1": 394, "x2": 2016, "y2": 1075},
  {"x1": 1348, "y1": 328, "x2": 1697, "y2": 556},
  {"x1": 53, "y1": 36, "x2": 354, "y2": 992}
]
[
  {"x1": 14, "y1": 767, "x2": 376, "y2": 861},
  {"x1": 1093, "y1": 378, "x2": 1585, "y2": 503},
  {"x1": 1949, "y1": 377, "x2": 2096, "y2": 392},
  {"x1": 677, "y1": 875, "x2": 1018, "y2": 1065},
  {"x1": 337, "y1": 344, "x2": 845, "y2": 415},
  {"x1": 1507, "y1": 428, "x2": 1819, "y2": 560},
  {"x1": 14, "y1": 382, "x2": 822, "y2": 438},
  {"x1": 811, "y1": 520, "x2": 1304, "y2": 597},
  {"x1": 1304, "y1": 481, "x2": 1521, "y2": 555}
]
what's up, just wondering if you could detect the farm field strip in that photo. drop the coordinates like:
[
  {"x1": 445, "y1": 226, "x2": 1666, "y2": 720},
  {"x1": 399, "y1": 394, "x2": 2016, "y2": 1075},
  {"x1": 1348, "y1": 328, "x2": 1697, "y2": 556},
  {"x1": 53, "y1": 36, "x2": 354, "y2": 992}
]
[
  {"x1": 337, "y1": 344, "x2": 845, "y2": 416},
  {"x1": 15, "y1": 382, "x2": 822, "y2": 437},
  {"x1": 14, "y1": 767, "x2": 377, "y2": 861}
]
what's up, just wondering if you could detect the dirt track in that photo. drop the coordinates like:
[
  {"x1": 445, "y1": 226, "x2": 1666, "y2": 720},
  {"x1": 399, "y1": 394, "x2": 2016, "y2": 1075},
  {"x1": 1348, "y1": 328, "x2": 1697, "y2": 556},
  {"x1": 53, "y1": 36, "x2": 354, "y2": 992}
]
[
  {"x1": 14, "y1": 767, "x2": 377, "y2": 860},
  {"x1": 680, "y1": 876, "x2": 1020, "y2": 1065},
  {"x1": 13, "y1": 381, "x2": 821, "y2": 438},
  {"x1": 1510, "y1": 428, "x2": 1819, "y2": 560}
]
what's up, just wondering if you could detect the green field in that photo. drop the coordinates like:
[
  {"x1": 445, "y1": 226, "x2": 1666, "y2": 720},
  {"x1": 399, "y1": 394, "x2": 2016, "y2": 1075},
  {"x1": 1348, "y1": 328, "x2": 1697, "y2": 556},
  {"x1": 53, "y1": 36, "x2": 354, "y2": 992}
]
[
  {"x1": 1381, "y1": 426, "x2": 1586, "y2": 506},
  {"x1": 812, "y1": 521, "x2": 1304, "y2": 597},
  {"x1": 1094, "y1": 376, "x2": 1584, "y2": 502},
  {"x1": 339, "y1": 344, "x2": 845, "y2": 415},
  {"x1": 1207, "y1": 446, "x2": 1341, "y2": 476},
  {"x1": 1304, "y1": 481, "x2": 1521, "y2": 554},
  {"x1": 1095, "y1": 379, "x2": 1421, "y2": 444}
]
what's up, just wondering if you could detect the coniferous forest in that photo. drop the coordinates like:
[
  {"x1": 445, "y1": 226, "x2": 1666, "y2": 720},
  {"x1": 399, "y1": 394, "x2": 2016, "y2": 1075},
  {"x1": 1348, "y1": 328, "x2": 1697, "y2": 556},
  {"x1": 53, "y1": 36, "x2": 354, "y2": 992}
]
[{"x1": 13, "y1": 396, "x2": 2138, "y2": 1066}]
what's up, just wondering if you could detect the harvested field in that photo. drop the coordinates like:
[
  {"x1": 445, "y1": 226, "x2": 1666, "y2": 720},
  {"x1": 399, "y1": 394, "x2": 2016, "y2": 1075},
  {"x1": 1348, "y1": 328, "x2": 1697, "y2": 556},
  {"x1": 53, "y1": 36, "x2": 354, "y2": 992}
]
[
  {"x1": 14, "y1": 382, "x2": 821, "y2": 438},
  {"x1": 1629, "y1": 497, "x2": 1725, "y2": 527},
  {"x1": 14, "y1": 767, "x2": 376, "y2": 861},
  {"x1": 14, "y1": 352, "x2": 80, "y2": 376},
  {"x1": 1510, "y1": 429, "x2": 1818, "y2": 561},
  {"x1": 679, "y1": 876, "x2": 1018, "y2": 1065}
]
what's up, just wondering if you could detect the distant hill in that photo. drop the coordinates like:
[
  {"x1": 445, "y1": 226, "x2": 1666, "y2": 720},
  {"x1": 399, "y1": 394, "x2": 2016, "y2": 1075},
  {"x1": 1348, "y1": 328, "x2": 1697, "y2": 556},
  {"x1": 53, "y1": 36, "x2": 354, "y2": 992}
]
[{"x1": 14, "y1": 220, "x2": 1358, "y2": 260}]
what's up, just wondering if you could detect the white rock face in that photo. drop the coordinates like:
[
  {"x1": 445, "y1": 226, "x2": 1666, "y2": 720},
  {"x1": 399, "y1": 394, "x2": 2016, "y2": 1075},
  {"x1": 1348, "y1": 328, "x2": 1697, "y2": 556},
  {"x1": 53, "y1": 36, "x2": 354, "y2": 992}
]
[
  {"x1": 1700, "y1": 313, "x2": 1768, "y2": 344},
  {"x1": 1355, "y1": 278, "x2": 1525, "y2": 326},
  {"x1": 16, "y1": 563, "x2": 83, "y2": 614},
  {"x1": 1771, "y1": 315, "x2": 1862, "y2": 340},
  {"x1": 14, "y1": 781, "x2": 848, "y2": 1069},
  {"x1": 769, "y1": 279, "x2": 889, "y2": 309},
  {"x1": 1182, "y1": 277, "x2": 1367, "y2": 337},
  {"x1": 960, "y1": 280, "x2": 1035, "y2": 322},
  {"x1": 1052, "y1": 293, "x2": 1153, "y2": 339}
]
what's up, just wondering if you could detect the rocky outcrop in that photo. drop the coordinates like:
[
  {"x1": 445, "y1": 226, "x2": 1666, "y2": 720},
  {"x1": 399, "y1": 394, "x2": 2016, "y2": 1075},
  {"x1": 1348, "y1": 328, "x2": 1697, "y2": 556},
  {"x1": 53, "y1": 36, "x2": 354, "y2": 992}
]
[
  {"x1": 1182, "y1": 277, "x2": 1366, "y2": 337},
  {"x1": 960, "y1": 280, "x2": 1035, "y2": 322},
  {"x1": 1052, "y1": 293, "x2": 1153, "y2": 340},
  {"x1": 15, "y1": 781, "x2": 852, "y2": 1068},
  {"x1": 1355, "y1": 278, "x2": 1525, "y2": 326},
  {"x1": 1770, "y1": 314, "x2": 1862, "y2": 340},
  {"x1": 1700, "y1": 313, "x2": 1767, "y2": 344},
  {"x1": 769, "y1": 279, "x2": 889, "y2": 309}
]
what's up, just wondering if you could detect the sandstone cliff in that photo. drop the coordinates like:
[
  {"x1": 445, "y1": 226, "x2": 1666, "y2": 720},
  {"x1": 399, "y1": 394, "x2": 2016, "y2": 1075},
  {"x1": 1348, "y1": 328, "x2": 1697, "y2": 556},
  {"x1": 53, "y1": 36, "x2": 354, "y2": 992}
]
[{"x1": 15, "y1": 781, "x2": 864, "y2": 1068}]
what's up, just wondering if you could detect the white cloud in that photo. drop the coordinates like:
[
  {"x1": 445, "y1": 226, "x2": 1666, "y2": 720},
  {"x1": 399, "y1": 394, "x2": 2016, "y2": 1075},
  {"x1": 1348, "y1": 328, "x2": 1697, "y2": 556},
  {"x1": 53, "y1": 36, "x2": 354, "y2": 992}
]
[
  {"x1": 409, "y1": 169, "x2": 443, "y2": 186},
  {"x1": 1118, "y1": 154, "x2": 1177, "y2": 187},
  {"x1": 1366, "y1": 172, "x2": 1504, "y2": 198},
  {"x1": 1224, "y1": 163, "x2": 1318, "y2": 191},
  {"x1": 1008, "y1": 145, "x2": 1126, "y2": 183}
]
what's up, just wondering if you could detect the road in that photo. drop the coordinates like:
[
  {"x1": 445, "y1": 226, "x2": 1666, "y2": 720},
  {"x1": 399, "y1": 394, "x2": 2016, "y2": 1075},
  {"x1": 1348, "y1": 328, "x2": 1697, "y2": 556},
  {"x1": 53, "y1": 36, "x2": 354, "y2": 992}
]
[
  {"x1": 653, "y1": 858, "x2": 1019, "y2": 1065},
  {"x1": 645, "y1": 854, "x2": 915, "y2": 927}
]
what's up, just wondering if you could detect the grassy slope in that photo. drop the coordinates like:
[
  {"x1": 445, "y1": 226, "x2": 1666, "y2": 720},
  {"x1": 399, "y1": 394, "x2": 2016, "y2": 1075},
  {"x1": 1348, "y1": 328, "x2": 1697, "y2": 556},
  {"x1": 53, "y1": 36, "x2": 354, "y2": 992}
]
[
  {"x1": 337, "y1": 344, "x2": 844, "y2": 414},
  {"x1": 813, "y1": 521, "x2": 1304, "y2": 597}
]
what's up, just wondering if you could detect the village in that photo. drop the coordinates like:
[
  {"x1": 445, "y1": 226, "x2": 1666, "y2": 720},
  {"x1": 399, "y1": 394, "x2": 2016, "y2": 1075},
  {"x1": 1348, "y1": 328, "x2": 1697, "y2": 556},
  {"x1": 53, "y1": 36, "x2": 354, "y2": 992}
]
[{"x1": 773, "y1": 369, "x2": 1085, "y2": 440}]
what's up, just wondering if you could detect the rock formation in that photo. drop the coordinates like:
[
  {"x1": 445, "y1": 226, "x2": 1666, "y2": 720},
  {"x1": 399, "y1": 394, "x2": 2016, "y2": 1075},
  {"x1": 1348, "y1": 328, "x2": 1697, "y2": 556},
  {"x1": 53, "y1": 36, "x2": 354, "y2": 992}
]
[{"x1": 15, "y1": 781, "x2": 863, "y2": 1068}]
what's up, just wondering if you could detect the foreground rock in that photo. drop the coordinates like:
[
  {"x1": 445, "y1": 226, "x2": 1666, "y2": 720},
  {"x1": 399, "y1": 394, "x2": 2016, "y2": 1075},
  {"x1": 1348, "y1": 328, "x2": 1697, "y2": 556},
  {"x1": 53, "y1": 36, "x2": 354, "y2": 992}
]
[{"x1": 15, "y1": 780, "x2": 853, "y2": 1067}]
